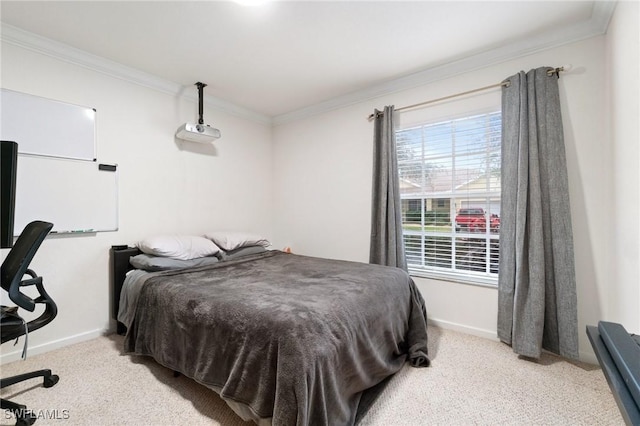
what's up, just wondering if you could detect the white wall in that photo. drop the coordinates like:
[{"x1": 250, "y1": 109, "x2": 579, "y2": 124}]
[
  {"x1": 606, "y1": 1, "x2": 640, "y2": 334},
  {"x1": 273, "y1": 35, "x2": 622, "y2": 362},
  {"x1": 0, "y1": 42, "x2": 273, "y2": 361}
]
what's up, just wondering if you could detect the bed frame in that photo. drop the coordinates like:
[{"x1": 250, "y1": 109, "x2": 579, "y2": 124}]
[{"x1": 110, "y1": 245, "x2": 141, "y2": 335}]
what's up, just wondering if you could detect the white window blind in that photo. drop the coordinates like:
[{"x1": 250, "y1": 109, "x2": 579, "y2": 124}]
[{"x1": 396, "y1": 111, "x2": 501, "y2": 285}]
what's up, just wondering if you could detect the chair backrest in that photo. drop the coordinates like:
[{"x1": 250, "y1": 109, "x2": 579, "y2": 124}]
[{"x1": 1, "y1": 220, "x2": 53, "y2": 311}]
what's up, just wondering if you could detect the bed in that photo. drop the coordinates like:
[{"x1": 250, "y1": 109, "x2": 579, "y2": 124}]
[{"x1": 111, "y1": 242, "x2": 430, "y2": 426}]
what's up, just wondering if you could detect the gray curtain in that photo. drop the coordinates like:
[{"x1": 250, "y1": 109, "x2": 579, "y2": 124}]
[
  {"x1": 498, "y1": 67, "x2": 579, "y2": 360},
  {"x1": 370, "y1": 106, "x2": 407, "y2": 270}
]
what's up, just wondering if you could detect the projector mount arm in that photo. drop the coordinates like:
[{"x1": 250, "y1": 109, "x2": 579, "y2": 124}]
[{"x1": 195, "y1": 82, "x2": 207, "y2": 126}]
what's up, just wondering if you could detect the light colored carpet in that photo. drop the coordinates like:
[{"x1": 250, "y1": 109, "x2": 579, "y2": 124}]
[{"x1": 1, "y1": 327, "x2": 623, "y2": 425}]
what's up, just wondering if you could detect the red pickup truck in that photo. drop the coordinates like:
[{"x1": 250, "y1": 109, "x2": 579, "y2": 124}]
[{"x1": 455, "y1": 208, "x2": 500, "y2": 233}]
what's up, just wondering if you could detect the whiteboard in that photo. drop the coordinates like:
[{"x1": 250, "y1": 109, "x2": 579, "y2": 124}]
[
  {"x1": 0, "y1": 89, "x2": 96, "y2": 161},
  {"x1": 14, "y1": 155, "x2": 118, "y2": 235}
]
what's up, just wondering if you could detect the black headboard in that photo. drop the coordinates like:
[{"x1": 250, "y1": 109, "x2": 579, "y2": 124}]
[{"x1": 110, "y1": 245, "x2": 141, "y2": 334}]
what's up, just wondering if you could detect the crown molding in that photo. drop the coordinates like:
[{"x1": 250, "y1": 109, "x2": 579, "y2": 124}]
[
  {"x1": 0, "y1": 1, "x2": 617, "y2": 128},
  {"x1": 0, "y1": 24, "x2": 272, "y2": 126},
  {"x1": 272, "y1": 1, "x2": 618, "y2": 126}
]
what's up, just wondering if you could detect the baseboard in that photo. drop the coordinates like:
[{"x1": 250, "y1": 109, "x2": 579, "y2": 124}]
[
  {"x1": 578, "y1": 348, "x2": 598, "y2": 365},
  {"x1": 428, "y1": 318, "x2": 600, "y2": 365},
  {"x1": 427, "y1": 318, "x2": 499, "y2": 341},
  {"x1": 0, "y1": 328, "x2": 107, "y2": 364}
]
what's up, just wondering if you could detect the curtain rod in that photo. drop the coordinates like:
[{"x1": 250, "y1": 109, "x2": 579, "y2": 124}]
[{"x1": 368, "y1": 66, "x2": 567, "y2": 120}]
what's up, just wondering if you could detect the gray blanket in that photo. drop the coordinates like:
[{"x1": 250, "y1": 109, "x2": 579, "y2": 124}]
[{"x1": 124, "y1": 251, "x2": 429, "y2": 425}]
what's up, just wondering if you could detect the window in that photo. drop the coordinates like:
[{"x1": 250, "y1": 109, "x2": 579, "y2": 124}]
[{"x1": 396, "y1": 111, "x2": 501, "y2": 285}]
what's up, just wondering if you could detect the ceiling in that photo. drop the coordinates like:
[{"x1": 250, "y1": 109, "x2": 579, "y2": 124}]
[{"x1": 0, "y1": 1, "x2": 612, "y2": 122}]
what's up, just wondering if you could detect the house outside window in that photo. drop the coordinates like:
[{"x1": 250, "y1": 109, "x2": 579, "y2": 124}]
[{"x1": 396, "y1": 111, "x2": 501, "y2": 286}]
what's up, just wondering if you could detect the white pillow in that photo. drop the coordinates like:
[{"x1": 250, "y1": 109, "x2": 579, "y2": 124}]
[
  {"x1": 203, "y1": 231, "x2": 270, "y2": 251},
  {"x1": 136, "y1": 235, "x2": 220, "y2": 260}
]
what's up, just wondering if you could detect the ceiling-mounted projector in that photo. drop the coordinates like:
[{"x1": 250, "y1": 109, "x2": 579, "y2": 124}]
[
  {"x1": 176, "y1": 123, "x2": 221, "y2": 143},
  {"x1": 176, "y1": 82, "x2": 221, "y2": 143}
]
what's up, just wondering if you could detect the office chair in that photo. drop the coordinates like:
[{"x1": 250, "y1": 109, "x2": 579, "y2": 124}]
[{"x1": 1, "y1": 221, "x2": 58, "y2": 426}]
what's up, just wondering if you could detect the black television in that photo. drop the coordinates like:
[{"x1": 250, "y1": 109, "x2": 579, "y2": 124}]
[{"x1": 1, "y1": 140, "x2": 18, "y2": 248}]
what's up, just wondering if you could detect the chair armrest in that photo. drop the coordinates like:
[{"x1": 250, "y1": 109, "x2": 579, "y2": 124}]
[{"x1": 8, "y1": 271, "x2": 39, "y2": 312}]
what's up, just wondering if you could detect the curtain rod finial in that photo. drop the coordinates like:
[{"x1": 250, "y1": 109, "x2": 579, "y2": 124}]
[
  {"x1": 369, "y1": 110, "x2": 383, "y2": 121},
  {"x1": 548, "y1": 64, "x2": 572, "y2": 77}
]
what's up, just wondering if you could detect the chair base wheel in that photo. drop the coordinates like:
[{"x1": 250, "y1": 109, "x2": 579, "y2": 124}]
[
  {"x1": 16, "y1": 414, "x2": 37, "y2": 426},
  {"x1": 1, "y1": 370, "x2": 58, "y2": 425},
  {"x1": 43, "y1": 374, "x2": 59, "y2": 388}
]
